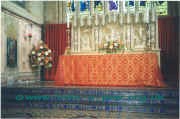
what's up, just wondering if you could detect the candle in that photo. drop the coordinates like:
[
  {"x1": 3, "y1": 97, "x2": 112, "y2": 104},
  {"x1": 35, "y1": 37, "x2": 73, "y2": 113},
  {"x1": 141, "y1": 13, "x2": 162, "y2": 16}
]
[{"x1": 67, "y1": 15, "x2": 70, "y2": 28}]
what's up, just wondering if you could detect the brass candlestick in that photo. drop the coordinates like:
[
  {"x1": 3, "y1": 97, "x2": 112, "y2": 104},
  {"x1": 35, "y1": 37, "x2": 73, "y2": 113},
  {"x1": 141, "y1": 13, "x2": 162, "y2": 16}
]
[{"x1": 65, "y1": 28, "x2": 71, "y2": 55}]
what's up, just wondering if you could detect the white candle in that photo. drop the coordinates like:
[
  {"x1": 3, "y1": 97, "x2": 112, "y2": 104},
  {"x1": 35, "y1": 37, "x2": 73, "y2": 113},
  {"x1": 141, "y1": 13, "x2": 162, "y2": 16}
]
[{"x1": 67, "y1": 15, "x2": 70, "y2": 28}]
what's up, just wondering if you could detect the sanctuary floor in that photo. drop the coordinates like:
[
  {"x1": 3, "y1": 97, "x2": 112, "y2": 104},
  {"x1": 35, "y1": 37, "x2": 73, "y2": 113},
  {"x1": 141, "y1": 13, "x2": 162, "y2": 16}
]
[
  {"x1": 2, "y1": 108, "x2": 179, "y2": 119},
  {"x1": 2, "y1": 80, "x2": 179, "y2": 118},
  {"x1": 2, "y1": 75, "x2": 179, "y2": 118},
  {"x1": 2, "y1": 79, "x2": 178, "y2": 89}
]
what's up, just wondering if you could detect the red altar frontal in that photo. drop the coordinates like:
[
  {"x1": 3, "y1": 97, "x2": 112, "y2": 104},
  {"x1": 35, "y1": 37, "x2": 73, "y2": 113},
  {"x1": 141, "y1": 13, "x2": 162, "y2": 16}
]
[{"x1": 54, "y1": 53, "x2": 166, "y2": 87}]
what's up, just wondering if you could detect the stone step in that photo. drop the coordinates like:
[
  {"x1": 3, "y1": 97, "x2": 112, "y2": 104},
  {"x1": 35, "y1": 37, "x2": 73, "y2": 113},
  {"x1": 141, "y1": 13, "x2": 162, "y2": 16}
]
[
  {"x1": 2, "y1": 87, "x2": 178, "y2": 115},
  {"x1": 3, "y1": 94, "x2": 178, "y2": 105},
  {"x1": 3, "y1": 102, "x2": 178, "y2": 114},
  {"x1": 2, "y1": 87, "x2": 178, "y2": 97}
]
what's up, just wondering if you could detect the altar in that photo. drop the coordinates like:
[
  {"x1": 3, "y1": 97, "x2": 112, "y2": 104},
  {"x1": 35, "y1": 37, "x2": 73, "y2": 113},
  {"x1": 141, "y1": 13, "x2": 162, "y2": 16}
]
[
  {"x1": 54, "y1": 53, "x2": 165, "y2": 87},
  {"x1": 54, "y1": 1, "x2": 166, "y2": 87}
]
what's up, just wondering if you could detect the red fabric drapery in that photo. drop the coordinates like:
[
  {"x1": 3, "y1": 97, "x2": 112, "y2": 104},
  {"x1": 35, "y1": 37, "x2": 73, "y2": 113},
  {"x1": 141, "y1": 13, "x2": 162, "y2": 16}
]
[
  {"x1": 55, "y1": 53, "x2": 165, "y2": 87},
  {"x1": 45, "y1": 24, "x2": 67, "y2": 80},
  {"x1": 158, "y1": 16, "x2": 179, "y2": 79}
]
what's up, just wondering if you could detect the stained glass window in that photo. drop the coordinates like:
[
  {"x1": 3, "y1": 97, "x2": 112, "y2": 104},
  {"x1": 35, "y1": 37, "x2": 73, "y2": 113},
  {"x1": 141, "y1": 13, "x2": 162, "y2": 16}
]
[
  {"x1": 156, "y1": 1, "x2": 168, "y2": 16},
  {"x1": 139, "y1": 1, "x2": 146, "y2": 12},
  {"x1": 109, "y1": 0, "x2": 119, "y2": 12},
  {"x1": 125, "y1": 1, "x2": 135, "y2": 13},
  {"x1": 138, "y1": 1, "x2": 168, "y2": 16},
  {"x1": 80, "y1": 0, "x2": 90, "y2": 13},
  {"x1": 66, "y1": 0, "x2": 76, "y2": 13},
  {"x1": 94, "y1": 1, "x2": 104, "y2": 13}
]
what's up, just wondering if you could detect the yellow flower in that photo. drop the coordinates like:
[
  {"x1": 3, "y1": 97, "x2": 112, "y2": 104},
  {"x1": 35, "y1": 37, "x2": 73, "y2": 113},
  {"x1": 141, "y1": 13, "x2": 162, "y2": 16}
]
[
  {"x1": 31, "y1": 51, "x2": 35, "y2": 55},
  {"x1": 109, "y1": 45, "x2": 113, "y2": 49}
]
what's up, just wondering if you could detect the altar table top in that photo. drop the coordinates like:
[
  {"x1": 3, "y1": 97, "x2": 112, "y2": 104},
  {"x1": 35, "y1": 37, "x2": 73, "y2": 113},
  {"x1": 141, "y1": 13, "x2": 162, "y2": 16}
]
[{"x1": 54, "y1": 53, "x2": 165, "y2": 87}]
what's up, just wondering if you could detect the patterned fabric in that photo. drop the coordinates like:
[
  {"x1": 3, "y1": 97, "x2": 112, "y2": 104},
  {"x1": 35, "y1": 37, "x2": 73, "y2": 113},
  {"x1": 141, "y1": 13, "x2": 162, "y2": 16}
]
[{"x1": 55, "y1": 53, "x2": 165, "y2": 87}]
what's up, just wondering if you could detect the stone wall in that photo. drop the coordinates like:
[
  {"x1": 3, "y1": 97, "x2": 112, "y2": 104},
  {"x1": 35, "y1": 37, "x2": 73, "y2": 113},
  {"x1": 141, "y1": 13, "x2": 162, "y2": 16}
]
[
  {"x1": 44, "y1": 1, "x2": 66, "y2": 24},
  {"x1": 1, "y1": 1, "x2": 43, "y2": 86}
]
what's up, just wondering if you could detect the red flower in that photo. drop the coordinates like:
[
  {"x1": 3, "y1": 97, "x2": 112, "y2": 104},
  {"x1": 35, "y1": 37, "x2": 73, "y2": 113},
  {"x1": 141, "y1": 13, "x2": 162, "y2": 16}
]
[{"x1": 28, "y1": 33, "x2": 32, "y2": 38}]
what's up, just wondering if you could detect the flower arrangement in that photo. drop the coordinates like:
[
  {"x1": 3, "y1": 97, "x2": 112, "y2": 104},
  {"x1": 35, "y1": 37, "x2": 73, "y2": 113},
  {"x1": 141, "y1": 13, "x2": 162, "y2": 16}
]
[
  {"x1": 101, "y1": 40, "x2": 125, "y2": 53},
  {"x1": 30, "y1": 41, "x2": 52, "y2": 69},
  {"x1": 28, "y1": 33, "x2": 32, "y2": 39}
]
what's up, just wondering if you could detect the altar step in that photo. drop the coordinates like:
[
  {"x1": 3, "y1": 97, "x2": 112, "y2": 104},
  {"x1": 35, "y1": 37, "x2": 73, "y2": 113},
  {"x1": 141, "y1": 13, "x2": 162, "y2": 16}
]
[{"x1": 2, "y1": 87, "x2": 179, "y2": 115}]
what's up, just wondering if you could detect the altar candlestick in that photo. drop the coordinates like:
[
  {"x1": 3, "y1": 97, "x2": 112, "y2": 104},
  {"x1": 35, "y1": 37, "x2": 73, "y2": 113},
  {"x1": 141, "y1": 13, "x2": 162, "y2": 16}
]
[{"x1": 67, "y1": 15, "x2": 70, "y2": 28}]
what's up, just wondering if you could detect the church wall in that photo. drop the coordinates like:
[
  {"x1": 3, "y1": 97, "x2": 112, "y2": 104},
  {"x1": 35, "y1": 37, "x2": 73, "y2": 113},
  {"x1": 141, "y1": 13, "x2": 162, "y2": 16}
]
[
  {"x1": 44, "y1": 1, "x2": 66, "y2": 24},
  {"x1": 25, "y1": 1, "x2": 44, "y2": 23},
  {"x1": 1, "y1": 1, "x2": 43, "y2": 85},
  {"x1": 1, "y1": 1, "x2": 44, "y2": 24}
]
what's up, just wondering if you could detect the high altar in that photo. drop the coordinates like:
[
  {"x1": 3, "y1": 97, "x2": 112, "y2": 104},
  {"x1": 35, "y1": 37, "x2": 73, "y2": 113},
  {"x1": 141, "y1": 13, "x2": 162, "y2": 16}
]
[{"x1": 55, "y1": 1, "x2": 165, "y2": 87}]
